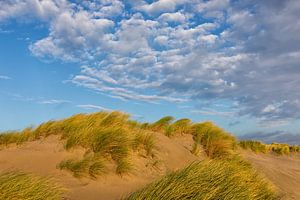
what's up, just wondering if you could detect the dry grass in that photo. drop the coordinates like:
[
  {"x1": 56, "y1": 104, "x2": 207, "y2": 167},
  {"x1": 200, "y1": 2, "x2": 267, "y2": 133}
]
[
  {"x1": 239, "y1": 140, "x2": 300, "y2": 155},
  {"x1": 58, "y1": 154, "x2": 106, "y2": 179},
  {"x1": 144, "y1": 117, "x2": 237, "y2": 158},
  {"x1": 124, "y1": 156, "x2": 278, "y2": 200},
  {"x1": 0, "y1": 171, "x2": 64, "y2": 200},
  {"x1": 191, "y1": 122, "x2": 237, "y2": 158},
  {"x1": 148, "y1": 116, "x2": 174, "y2": 132},
  {"x1": 239, "y1": 140, "x2": 268, "y2": 153},
  {"x1": 0, "y1": 113, "x2": 239, "y2": 162},
  {"x1": 0, "y1": 111, "x2": 156, "y2": 177},
  {"x1": 1, "y1": 111, "x2": 298, "y2": 183}
]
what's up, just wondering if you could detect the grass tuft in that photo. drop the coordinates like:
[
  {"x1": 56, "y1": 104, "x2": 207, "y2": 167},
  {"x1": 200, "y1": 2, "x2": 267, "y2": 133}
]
[
  {"x1": 116, "y1": 159, "x2": 132, "y2": 175},
  {"x1": 133, "y1": 131, "x2": 155, "y2": 156},
  {"x1": 149, "y1": 116, "x2": 174, "y2": 132},
  {"x1": 58, "y1": 155, "x2": 106, "y2": 179},
  {"x1": 58, "y1": 157, "x2": 90, "y2": 178},
  {"x1": 124, "y1": 156, "x2": 278, "y2": 200},
  {"x1": 0, "y1": 171, "x2": 64, "y2": 200},
  {"x1": 192, "y1": 122, "x2": 237, "y2": 158}
]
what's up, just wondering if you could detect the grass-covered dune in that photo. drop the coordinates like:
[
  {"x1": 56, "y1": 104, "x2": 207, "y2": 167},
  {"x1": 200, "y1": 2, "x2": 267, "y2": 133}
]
[
  {"x1": 0, "y1": 111, "x2": 156, "y2": 177},
  {"x1": 124, "y1": 157, "x2": 277, "y2": 200},
  {"x1": 0, "y1": 111, "x2": 239, "y2": 178},
  {"x1": 1, "y1": 111, "x2": 299, "y2": 199},
  {"x1": 0, "y1": 171, "x2": 64, "y2": 200}
]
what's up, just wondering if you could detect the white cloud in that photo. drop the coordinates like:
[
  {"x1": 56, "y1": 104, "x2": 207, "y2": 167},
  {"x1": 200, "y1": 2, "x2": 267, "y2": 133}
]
[
  {"x1": 86, "y1": 0, "x2": 124, "y2": 18},
  {"x1": 70, "y1": 71, "x2": 187, "y2": 104},
  {"x1": 30, "y1": 8, "x2": 114, "y2": 61},
  {"x1": 136, "y1": 0, "x2": 187, "y2": 15},
  {"x1": 154, "y1": 35, "x2": 169, "y2": 46},
  {"x1": 0, "y1": 0, "x2": 68, "y2": 22},
  {"x1": 262, "y1": 104, "x2": 279, "y2": 113},
  {"x1": 199, "y1": 34, "x2": 218, "y2": 44},
  {"x1": 158, "y1": 12, "x2": 186, "y2": 23}
]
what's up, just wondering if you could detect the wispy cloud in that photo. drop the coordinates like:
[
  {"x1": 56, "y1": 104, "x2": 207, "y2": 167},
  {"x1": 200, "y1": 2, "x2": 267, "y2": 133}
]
[
  {"x1": 38, "y1": 99, "x2": 71, "y2": 105},
  {"x1": 70, "y1": 70, "x2": 187, "y2": 104},
  {"x1": 228, "y1": 120, "x2": 241, "y2": 127},
  {"x1": 76, "y1": 104, "x2": 112, "y2": 111},
  {"x1": 191, "y1": 109, "x2": 234, "y2": 117},
  {"x1": 0, "y1": 75, "x2": 11, "y2": 80}
]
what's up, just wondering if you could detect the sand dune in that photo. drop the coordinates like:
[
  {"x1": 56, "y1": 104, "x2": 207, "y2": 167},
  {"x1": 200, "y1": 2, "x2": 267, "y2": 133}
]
[
  {"x1": 1, "y1": 133, "x2": 300, "y2": 199},
  {"x1": 0, "y1": 134, "x2": 200, "y2": 200}
]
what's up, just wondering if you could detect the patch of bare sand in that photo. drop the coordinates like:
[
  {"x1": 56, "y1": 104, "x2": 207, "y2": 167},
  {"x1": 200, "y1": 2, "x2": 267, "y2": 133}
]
[
  {"x1": 241, "y1": 150, "x2": 300, "y2": 200},
  {"x1": 0, "y1": 133, "x2": 201, "y2": 200}
]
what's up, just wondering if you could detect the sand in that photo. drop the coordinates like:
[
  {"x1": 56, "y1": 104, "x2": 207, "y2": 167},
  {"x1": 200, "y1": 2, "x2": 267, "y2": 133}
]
[{"x1": 242, "y1": 151, "x2": 300, "y2": 199}]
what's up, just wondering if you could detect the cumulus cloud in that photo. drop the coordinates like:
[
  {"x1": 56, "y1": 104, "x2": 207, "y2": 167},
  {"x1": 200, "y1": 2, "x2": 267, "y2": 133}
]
[
  {"x1": 0, "y1": 0, "x2": 68, "y2": 22},
  {"x1": 135, "y1": 0, "x2": 187, "y2": 15},
  {"x1": 158, "y1": 12, "x2": 186, "y2": 23},
  {"x1": 1, "y1": 0, "x2": 300, "y2": 126}
]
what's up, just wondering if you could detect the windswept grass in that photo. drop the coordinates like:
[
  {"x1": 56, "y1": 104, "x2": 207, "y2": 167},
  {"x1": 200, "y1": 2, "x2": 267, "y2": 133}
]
[
  {"x1": 1, "y1": 110, "x2": 298, "y2": 181},
  {"x1": 144, "y1": 117, "x2": 237, "y2": 158},
  {"x1": 239, "y1": 140, "x2": 300, "y2": 155},
  {"x1": 191, "y1": 121, "x2": 237, "y2": 158},
  {"x1": 0, "y1": 127, "x2": 34, "y2": 146},
  {"x1": 239, "y1": 140, "x2": 268, "y2": 153},
  {"x1": 124, "y1": 156, "x2": 278, "y2": 200},
  {"x1": 0, "y1": 111, "x2": 156, "y2": 177},
  {"x1": 116, "y1": 158, "x2": 132, "y2": 175},
  {"x1": 58, "y1": 154, "x2": 106, "y2": 179},
  {"x1": 0, "y1": 113, "x2": 238, "y2": 160},
  {"x1": 164, "y1": 118, "x2": 192, "y2": 137},
  {"x1": 0, "y1": 171, "x2": 64, "y2": 200},
  {"x1": 149, "y1": 116, "x2": 174, "y2": 132},
  {"x1": 133, "y1": 131, "x2": 156, "y2": 156}
]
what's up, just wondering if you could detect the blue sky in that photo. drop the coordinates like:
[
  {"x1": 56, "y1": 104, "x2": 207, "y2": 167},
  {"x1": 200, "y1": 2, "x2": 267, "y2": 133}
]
[{"x1": 1, "y1": 0, "x2": 300, "y2": 144}]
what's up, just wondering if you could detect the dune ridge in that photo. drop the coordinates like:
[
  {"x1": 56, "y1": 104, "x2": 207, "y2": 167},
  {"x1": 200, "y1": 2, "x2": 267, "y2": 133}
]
[{"x1": 0, "y1": 111, "x2": 299, "y2": 200}]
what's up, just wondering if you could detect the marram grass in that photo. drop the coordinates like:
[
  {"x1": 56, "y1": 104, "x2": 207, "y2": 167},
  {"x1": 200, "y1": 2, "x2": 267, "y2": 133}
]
[
  {"x1": 145, "y1": 117, "x2": 237, "y2": 158},
  {"x1": 239, "y1": 140, "x2": 300, "y2": 155},
  {"x1": 58, "y1": 154, "x2": 106, "y2": 179},
  {"x1": 0, "y1": 171, "x2": 64, "y2": 200},
  {"x1": 1, "y1": 111, "x2": 298, "y2": 180},
  {"x1": 124, "y1": 156, "x2": 278, "y2": 200},
  {"x1": 0, "y1": 111, "x2": 156, "y2": 177}
]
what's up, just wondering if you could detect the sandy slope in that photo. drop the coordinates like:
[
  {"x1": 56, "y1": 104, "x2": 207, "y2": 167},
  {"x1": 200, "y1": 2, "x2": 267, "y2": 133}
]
[
  {"x1": 242, "y1": 151, "x2": 300, "y2": 199},
  {"x1": 0, "y1": 134, "x2": 200, "y2": 200},
  {"x1": 1, "y1": 134, "x2": 300, "y2": 200}
]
